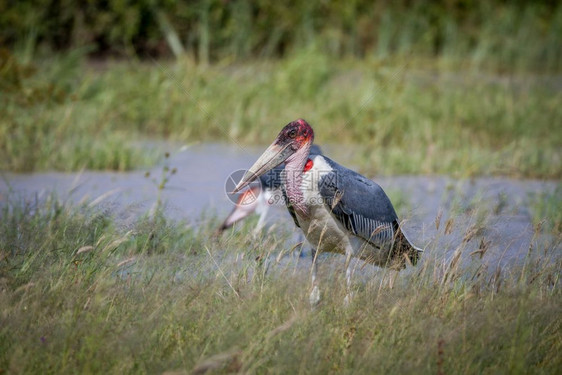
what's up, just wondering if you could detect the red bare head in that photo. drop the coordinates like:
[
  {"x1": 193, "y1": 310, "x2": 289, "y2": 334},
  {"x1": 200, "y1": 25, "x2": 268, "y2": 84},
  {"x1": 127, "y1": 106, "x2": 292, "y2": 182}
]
[
  {"x1": 274, "y1": 119, "x2": 314, "y2": 151},
  {"x1": 233, "y1": 119, "x2": 314, "y2": 193}
]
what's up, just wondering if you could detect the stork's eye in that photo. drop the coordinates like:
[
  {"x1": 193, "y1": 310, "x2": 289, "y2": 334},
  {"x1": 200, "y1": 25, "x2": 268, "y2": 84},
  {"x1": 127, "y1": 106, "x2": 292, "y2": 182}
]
[{"x1": 288, "y1": 129, "x2": 297, "y2": 138}]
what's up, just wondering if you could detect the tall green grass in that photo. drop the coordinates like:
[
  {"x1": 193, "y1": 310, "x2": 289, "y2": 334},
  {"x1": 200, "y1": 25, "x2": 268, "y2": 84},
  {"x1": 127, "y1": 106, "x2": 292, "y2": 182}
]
[
  {"x1": 1, "y1": 50, "x2": 560, "y2": 177},
  {"x1": 0, "y1": 195, "x2": 560, "y2": 373},
  {"x1": 0, "y1": 50, "x2": 158, "y2": 172}
]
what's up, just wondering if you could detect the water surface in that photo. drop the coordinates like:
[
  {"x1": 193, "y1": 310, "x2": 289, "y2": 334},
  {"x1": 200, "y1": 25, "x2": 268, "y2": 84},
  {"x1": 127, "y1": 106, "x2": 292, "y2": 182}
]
[{"x1": 1, "y1": 143, "x2": 559, "y2": 274}]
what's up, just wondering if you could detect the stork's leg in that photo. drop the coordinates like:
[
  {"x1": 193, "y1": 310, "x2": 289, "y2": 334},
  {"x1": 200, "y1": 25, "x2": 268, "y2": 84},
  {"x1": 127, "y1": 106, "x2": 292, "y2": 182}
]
[
  {"x1": 343, "y1": 250, "x2": 355, "y2": 307},
  {"x1": 309, "y1": 248, "x2": 321, "y2": 307},
  {"x1": 388, "y1": 269, "x2": 398, "y2": 289}
]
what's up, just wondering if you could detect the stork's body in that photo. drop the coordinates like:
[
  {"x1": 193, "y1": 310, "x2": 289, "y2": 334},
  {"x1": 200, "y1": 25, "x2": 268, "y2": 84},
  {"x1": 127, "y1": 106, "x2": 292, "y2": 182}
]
[
  {"x1": 234, "y1": 119, "x2": 421, "y2": 305},
  {"x1": 285, "y1": 154, "x2": 420, "y2": 269}
]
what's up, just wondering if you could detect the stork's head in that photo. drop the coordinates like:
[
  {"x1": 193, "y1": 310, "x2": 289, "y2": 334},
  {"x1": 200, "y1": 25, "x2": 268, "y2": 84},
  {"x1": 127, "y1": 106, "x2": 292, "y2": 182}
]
[{"x1": 233, "y1": 119, "x2": 314, "y2": 193}]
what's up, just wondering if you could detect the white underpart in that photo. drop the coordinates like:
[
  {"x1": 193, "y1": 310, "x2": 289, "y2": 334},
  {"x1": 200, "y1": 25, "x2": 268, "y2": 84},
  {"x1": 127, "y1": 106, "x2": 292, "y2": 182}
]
[
  {"x1": 298, "y1": 155, "x2": 388, "y2": 264},
  {"x1": 294, "y1": 156, "x2": 350, "y2": 304},
  {"x1": 294, "y1": 155, "x2": 393, "y2": 305}
]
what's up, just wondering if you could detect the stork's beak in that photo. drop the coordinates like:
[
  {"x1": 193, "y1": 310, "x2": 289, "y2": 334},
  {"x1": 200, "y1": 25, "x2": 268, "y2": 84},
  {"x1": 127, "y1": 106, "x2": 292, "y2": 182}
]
[{"x1": 233, "y1": 141, "x2": 294, "y2": 193}]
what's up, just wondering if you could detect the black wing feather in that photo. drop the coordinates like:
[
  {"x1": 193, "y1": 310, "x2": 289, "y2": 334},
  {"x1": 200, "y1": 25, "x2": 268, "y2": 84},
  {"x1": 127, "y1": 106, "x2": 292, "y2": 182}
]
[
  {"x1": 282, "y1": 187, "x2": 301, "y2": 228},
  {"x1": 319, "y1": 158, "x2": 400, "y2": 248}
]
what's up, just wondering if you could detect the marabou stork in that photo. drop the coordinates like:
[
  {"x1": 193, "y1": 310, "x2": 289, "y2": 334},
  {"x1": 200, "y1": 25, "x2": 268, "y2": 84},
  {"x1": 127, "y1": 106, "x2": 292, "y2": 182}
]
[
  {"x1": 217, "y1": 145, "x2": 323, "y2": 234},
  {"x1": 233, "y1": 119, "x2": 422, "y2": 305}
]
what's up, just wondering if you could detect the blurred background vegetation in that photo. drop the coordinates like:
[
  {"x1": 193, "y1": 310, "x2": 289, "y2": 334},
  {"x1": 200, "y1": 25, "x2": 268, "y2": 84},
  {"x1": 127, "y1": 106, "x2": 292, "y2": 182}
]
[
  {"x1": 2, "y1": 0, "x2": 562, "y2": 70},
  {"x1": 1, "y1": 0, "x2": 561, "y2": 175}
]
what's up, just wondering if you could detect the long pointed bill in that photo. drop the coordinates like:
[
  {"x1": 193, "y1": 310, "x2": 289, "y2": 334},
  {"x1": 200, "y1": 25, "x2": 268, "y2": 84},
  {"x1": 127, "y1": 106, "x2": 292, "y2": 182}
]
[{"x1": 233, "y1": 141, "x2": 294, "y2": 193}]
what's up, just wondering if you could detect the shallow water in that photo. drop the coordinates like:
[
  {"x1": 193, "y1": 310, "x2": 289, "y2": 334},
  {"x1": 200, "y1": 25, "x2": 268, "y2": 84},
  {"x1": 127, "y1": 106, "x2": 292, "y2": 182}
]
[
  {"x1": 1, "y1": 143, "x2": 263, "y2": 221},
  {"x1": 1, "y1": 143, "x2": 559, "y2": 274}
]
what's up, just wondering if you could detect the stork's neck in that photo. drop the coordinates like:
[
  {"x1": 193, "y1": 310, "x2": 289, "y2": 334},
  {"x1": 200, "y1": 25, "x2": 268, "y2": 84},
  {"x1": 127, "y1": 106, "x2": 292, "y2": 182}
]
[{"x1": 284, "y1": 144, "x2": 311, "y2": 216}]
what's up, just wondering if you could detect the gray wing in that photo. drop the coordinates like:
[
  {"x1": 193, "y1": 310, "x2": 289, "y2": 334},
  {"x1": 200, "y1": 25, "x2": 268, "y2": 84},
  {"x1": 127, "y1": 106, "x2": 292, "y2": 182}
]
[{"x1": 319, "y1": 158, "x2": 400, "y2": 248}]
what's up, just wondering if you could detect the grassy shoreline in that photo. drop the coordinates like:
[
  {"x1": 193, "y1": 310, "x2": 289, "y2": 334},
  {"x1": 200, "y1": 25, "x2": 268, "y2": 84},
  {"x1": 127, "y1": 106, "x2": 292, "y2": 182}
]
[
  {"x1": 0, "y1": 193, "x2": 560, "y2": 373},
  {"x1": 1, "y1": 52, "x2": 561, "y2": 177}
]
